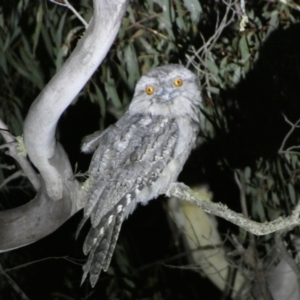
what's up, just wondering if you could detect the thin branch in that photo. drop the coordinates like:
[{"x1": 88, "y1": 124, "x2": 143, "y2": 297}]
[
  {"x1": 187, "y1": 0, "x2": 236, "y2": 63},
  {"x1": 167, "y1": 182, "x2": 300, "y2": 236},
  {"x1": 278, "y1": 114, "x2": 300, "y2": 154},
  {"x1": 0, "y1": 170, "x2": 25, "y2": 190},
  {"x1": 125, "y1": 13, "x2": 161, "y2": 31},
  {"x1": 49, "y1": 0, "x2": 89, "y2": 28},
  {"x1": 234, "y1": 170, "x2": 274, "y2": 299},
  {"x1": 231, "y1": 236, "x2": 274, "y2": 300},
  {"x1": 186, "y1": 0, "x2": 237, "y2": 94},
  {"x1": 3, "y1": 256, "x2": 84, "y2": 272},
  {"x1": 285, "y1": 145, "x2": 300, "y2": 152},
  {"x1": 0, "y1": 264, "x2": 29, "y2": 300},
  {"x1": 0, "y1": 164, "x2": 15, "y2": 170},
  {"x1": 0, "y1": 119, "x2": 40, "y2": 191}
]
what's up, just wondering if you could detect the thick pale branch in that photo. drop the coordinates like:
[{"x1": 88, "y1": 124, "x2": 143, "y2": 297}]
[
  {"x1": 0, "y1": 143, "x2": 83, "y2": 252},
  {"x1": 167, "y1": 182, "x2": 300, "y2": 236},
  {"x1": 23, "y1": 0, "x2": 129, "y2": 200},
  {"x1": 0, "y1": 0, "x2": 129, "y2": 252},
  {"x1": 0, "y1": 182, "x2": 73, "y2": 252}
]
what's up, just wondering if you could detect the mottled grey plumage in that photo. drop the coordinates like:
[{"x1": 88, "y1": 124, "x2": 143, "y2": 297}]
[{"x1": 80, "y1": 64, "x2": 202, "y2": 287}]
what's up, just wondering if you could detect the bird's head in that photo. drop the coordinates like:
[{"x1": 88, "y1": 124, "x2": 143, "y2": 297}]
[{"x1": 129, "y1": 64, "x2": 202, "y2": 122}]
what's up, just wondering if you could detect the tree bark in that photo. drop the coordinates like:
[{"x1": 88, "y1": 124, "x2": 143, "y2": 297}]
[{"x1": 0, "y1": 0, "x2": 129, "y2": 252}]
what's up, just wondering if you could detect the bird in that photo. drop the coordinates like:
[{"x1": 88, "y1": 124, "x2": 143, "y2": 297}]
[{"x1": 79, "y1": 64, "x2": 202, "y2": 287}]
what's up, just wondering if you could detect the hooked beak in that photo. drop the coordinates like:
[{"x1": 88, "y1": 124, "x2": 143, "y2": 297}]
[{"x1": 156, "y1": 88, "x2": 179, "y2": 102}]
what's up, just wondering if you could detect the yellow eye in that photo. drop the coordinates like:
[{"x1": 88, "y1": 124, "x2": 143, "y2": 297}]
[
  {"x1": 174, "y1": 78, "x2": 183, "y2": 87},
  {"x1": 145, "y1": 85, "x2": 155, "y2": 95}
]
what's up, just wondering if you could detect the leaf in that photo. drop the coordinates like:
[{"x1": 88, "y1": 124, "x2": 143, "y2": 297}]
[
  {"x1": 206, "y1": 57, "x2": 219, "y2": 77},
  {"x1": 206, "y1": 86, "x2": 220, "y2": 95},
  {"x1": 123, "y1": 278, "x2": 135, "y2": 289},
  {"x1": 239, "y1": 35, "x2": 250, "y2": 63},
  {"x1": 105, "y1": 69, "x2": 122, "y2": 109},
  {"x1": 220, "y1": 56, "x2": 228, "y2": 71},
  {"x1": 253, "y1": 197, "x2": 266, "y2": 221},
  {"x1": 288, "y1": 183, "x2": 296, "y2": 205},
  {"x1": 124, "y1": 43, "x2": 140, "y2": 90},
  {"x1": 244, "y1": 166, "x2": 251, "y2": 185},
  {"x1": 238, "y1": 227, "x2": 247, "y2": 244},
  {"x1": 232, "y1": 65, "x2": 241, "y2": 84},
  {"x1": 93, "y1": 83, "x2": 106, "y2": 119},
  {"x1": 182, "y1": 0, "x2": 202, "y2": 23},
  {"x1": 266, "y1": 10, "x2": 279, "y2": 37},
  {"x1": 291, "y1": 154, "x2": 298, "y2": 169},
  {"x1": 41, "y1": 25, "x2": 54, "y2": 58},
  {"x1": 32, "y1": 4, "x2": 43, "y2": 55},
  {"x1": 154, "y1": 0, "x2": 175, "y2": 40},
  {"x1": 271, "y1": 192, "x2": 280, "y2": 206}
]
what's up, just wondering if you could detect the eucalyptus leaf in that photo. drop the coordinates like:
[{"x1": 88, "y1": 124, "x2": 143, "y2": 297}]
[
  {"x1": 124, "y1": 43, "x2": 140, "y2": 90},
  {"x1": 33, "y1": 4, "x2": 43, "y2": 55},
  {"x1": 239, "y1": 35, "x2": 250, "y2": 62},
  {"x1": 182, "y1": 0, "x2": 202, "y2": 23},
  {"x1": 94, "y1": 83, "x2": 106, "y2": 119},
  {"x1": 105, "y1": 69, "x2": 122, "y2": 109},
  {"x1": 288, "y1": 183, "x2": 296, "y2": 205},
  {"x1": 244, "y1": 167, "x2": 251, "y2": 185},
  {"x1": 206, "y1": 86, "x2": 219, "y2": 95},
  {"x1": 253, "y1": 197, "x2": 266, "y2": 222},
  {"x1": 206, "y1": 58, "x2": 219, "y2": 76}
]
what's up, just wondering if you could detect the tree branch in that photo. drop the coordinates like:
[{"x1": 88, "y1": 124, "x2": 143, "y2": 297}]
[
  {"x1": 167, "y1": 182, "x2": 300, "y2": 236},
  {"x1": 49, "y1": 0, "x2": 89, "y2": 28},
  {"x1": 23, "y1": 0, "x2": 129, "y2": 200},
  {"x1": 0, "y1": 0, "x2": 129, "y2": 252}
]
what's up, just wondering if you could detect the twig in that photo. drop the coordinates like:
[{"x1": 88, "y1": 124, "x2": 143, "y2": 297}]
[
  {"x1": 3, "y1": 256, "x2": 84, "y2": 272},
  {"x1": 186, "y1": 0, "x2": 237, "y2": 94},
  {"x1": 278, "y1": 114, "x2": 300, "y2": 154},
  {"x1": 231, "y1": 236, "x2": 274, "y2": 300},
  {"x1": 234, "y1": 170, "x2": 274, "y2": 298},
  {"x1": 0, "y1": 119, "x2": 40, "y2": 190},
  {"x1": 126, "y1": 13, "x2": 161, "y2": 31},
  {"x1": 187, "y1": 0, "x2": 236, "y2": 63},
  {"x1": 0, "y1": 170, "x2": 25, "y2": 190},
  {"x1": 0, "y1": 164, "x2": 15, "y2": 170},
  {"x1": 49, "y1": 0, "x2": 88, "y2": 28},
  {"x1": 0, "y1": 264, "x2": 29, "y2": 300}
]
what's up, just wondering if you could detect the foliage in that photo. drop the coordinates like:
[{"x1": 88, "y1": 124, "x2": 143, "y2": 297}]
[{"x1": 1, "y1": 0, "x2": 300, "y2": 299}]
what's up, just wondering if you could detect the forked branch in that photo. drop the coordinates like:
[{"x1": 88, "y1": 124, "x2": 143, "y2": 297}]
[{"x1": 0, "y1": 0, "x2": 129, "y2": 252}]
